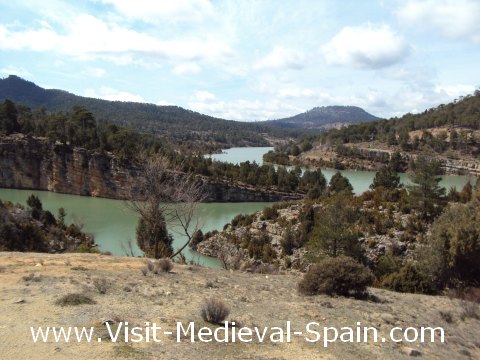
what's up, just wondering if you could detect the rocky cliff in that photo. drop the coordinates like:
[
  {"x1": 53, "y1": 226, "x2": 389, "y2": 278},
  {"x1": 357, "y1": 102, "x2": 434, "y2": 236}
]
[
  {"x1": 0, "y1": 134, "x2": 134, "y2": 199},
  {"x1": 302, "y1": 145, "x2": 480, "y2": 175},
  {"x1": 0, "y1": 134, "x2": 302, "y2": 202}
]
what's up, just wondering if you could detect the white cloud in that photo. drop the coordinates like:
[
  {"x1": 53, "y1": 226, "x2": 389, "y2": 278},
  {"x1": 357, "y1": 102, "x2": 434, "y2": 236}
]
[
  {"x1": 193, "y1": 90, "x2": 216, "y2": 102},
  {"x1": 0, "y1": 14, "x2": 232, "y2": 66},
  {"x1": 396, "y1": 0, "x2": 480, "y2": 43},
  {"x1": 172, "y1": 63, "x2": 201, "y2": 76},
  {"x1": 277, "y1": 87, "x2": 316, "y2": 99},
  {"x1": 253, "y1": 46, "x2": 305, "y2": 71},
  {"x1": 188, "y1": 97, "x2": 302, "y2": 121},
  {"x1": 322, "y1": 24, "x2": 410, "y2": 69},
  {"x1": 84, "y1": 67, "x2": 106, "y2": 77},
  {"x1": 434, "y1": 84, "x2": 476, "y2": 98},
  {"x1": 0, "y1": 66, "x2": 32, "y2": 78},
  {"x1": 100, "y1": 0, "x2": 215, "y2": 23},
  {"x1": 84, "y1": 86, "x2": 145, "y2": 102}
]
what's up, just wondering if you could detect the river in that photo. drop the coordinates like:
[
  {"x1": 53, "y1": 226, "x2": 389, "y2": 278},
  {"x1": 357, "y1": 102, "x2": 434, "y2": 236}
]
[
  {"x1": 0, "y1": 187, "x2": 271, "y2": 267},
  {"x1": 1, "y1": 147, "x2": 475, "y2": 265},
  {"x1": 209, "y1": 147, "x2": 476, "y2": 194}
]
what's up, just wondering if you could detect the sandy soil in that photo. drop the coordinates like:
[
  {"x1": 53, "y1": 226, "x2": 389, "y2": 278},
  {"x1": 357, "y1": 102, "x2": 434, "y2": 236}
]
[{"x1": 0, "y1": 252, "x2": 479, "y2": 359}]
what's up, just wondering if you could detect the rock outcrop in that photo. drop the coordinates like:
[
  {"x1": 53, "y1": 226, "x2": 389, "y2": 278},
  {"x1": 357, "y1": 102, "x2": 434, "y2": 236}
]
[
  {"x1": 302, "y1": 145, "x2": 480, "y2": 175},
  {"x1": 0, "y1": 134, "x2": 135, "y2": 199},
  {"x1": 0, "y1": 134, "x2": 302, "y2": 202}
]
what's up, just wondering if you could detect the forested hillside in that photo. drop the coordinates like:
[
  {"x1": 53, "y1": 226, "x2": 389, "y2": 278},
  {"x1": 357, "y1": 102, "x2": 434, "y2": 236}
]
[
  {"x1": 0, "y1": 100, "x2": 325, "y2": 195},
  {"x1": 0, "y1": 75, "x2": 303, "y2": 147},
  {"x1": 319, "y1": 90, "x2": 480, "y2": 145},
  {"x1": 266, "y1": 90, "x2": 480, "y2": 170},
  {"x1": 262, "y1": 105, "x2": 379, "y2": 130}
]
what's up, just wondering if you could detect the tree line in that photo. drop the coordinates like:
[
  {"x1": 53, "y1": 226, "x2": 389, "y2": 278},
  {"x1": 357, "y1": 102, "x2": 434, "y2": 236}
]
[{"x1": 0, "y1": 99, "x2": 330, "y2": 194}]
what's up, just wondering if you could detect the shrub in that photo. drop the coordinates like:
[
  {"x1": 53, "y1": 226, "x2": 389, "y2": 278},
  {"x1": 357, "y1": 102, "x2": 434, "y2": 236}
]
[
  {"x1": 460, "y1": 301, "x2": 480, "y2": 320},
  {"x1": 231, "y1": 214, "x2": 254, "y2": 228},
  {"x1": 250, "y1": 263, "x2": 278, "y2": 274},
  {"x1": 374, "y1": 254, "x2": 401, "y2": 280},
  {"x1": 154, "y1": 258, "x2": 173, "y2": 273},
  {"x1": 247, "y1": 233, "x2": 274, "y2": 260},
  {"x1": 93, "y1": 278, "x2": 108, "y2": 294},
  {"x1": 22, "y1": 273, "x2": 41, "y2": 282},
  {"x1": 328, "y1": 172, "x2": 353, "y2": 195},
  {"x1": 370, "y1": 165, "x2": 400, "y2": 190},
  {"x1": 381, "y1": 262, "x2": 436, "y2": 294},
  {"x1": 439, "y1": 310, "x2": 453, "y2": 323},
  {"x1": 190, "y1": 230, "x2": 204, "y2": 249},
  {"x1": 424, "y1": 202, "x2": 480, "y2": 288},
  {"x1": 308, "y1": 196, "x2": 363, "y2": 261},
  {"x1": 262, "y1": 207, "x2": 278, "y2": 220},
  {"x1": 55, "y1": 293, "x2": 96, "y2": 306},
  {"x1": 146, "y1": 261, "x2": 154, "y2": 272},
  {"x1": 40, "y1": 210, "x2": 56, "y2": 226},
  {"x1": 70, "y1": 266, "x2": 88, "y2": 271},
  {"x1": 298, "y1": 256, "x2": 373, "y2": 297},
  {"x1": 26, "y1": 194, "x2": 43, "y2": 211},
  {"x1": 200, "y1": 298, "x2": 230, "y2": 324},
  {"x1": 281, "y1": 227, "x2": 296, "y2": 256}
]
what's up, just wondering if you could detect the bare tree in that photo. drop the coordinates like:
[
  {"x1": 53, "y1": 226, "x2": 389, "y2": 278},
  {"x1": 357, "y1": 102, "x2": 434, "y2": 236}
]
[
  {"x1": 121, "y1": 239, "x2": 136, "y2": 257},
  {"x1": 126, "y1": 154, "x2": 206, "y2": 259}
]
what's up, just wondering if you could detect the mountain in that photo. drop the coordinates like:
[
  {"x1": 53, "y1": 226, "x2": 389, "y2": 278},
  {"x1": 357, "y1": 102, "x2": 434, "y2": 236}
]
[
  {"x1": 0, "y1": 75, "x2": 303, "y2": 147},
  {"x1": 263, "y1": 105, "x2": 380, "y2": 130}
]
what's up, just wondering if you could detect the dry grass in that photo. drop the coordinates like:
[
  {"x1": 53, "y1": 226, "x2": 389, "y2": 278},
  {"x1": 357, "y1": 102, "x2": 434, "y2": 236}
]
[{"x1": 0, "y1": 252, "x2": 479, "y2": 359}]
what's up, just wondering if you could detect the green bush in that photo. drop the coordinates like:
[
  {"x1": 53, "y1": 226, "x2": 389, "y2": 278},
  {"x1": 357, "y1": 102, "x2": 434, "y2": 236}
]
[
  {"x1": 374, "y1": 254, "x2": 401, "y2": 280},
  {"x1": 262, "y1": 207, "x2": 278, "y2": 220},
  {"x1": 298, "y1": 256, "x2": 373, "y2": 297},
  {"x1": 246, "y1": 233, "x2": 276, "y2": 261},
  {"x1": 381, "y1": 262, "x2": 436, "y2": 294},
  {"x1": 328, "y1": 172, "x2": 353, "y2": 195},
  {"x1": 281, "y1": 227, "x2": 296, "y2": 256},
  {"x1": 190, "y1": 230, "x2": 204, "y2": 249},
  {"x1": 231, "y1": 214, "x2": 254, "y2": 228},
  {"x1": 422, "y1": 201, "x2": 480, "y2": 288}
]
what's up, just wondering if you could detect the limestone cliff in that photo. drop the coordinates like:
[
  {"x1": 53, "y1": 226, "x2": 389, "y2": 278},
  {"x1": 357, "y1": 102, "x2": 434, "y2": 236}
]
[
  {"x1": 301, "y1": 145, "x2": 480, "y2": 175},
  {"x1": 0, "y1": 134, "x2": 134, "y2": 199},
  {"x1": 0, "y1": 134, "x2": 302, "y2": 202}
]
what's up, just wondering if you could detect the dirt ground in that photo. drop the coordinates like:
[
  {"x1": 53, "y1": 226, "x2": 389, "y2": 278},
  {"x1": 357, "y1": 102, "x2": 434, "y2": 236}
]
[{"x1": 0, "y1": 252, "x2": 479, "y2": 359}]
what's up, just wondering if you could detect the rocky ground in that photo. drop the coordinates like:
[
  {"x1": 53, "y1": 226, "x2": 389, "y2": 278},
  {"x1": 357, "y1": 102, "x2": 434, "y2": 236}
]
[
  {"x1": 196, "y1": 203, "x2": 415, "y2": 272},
  {"x1": 1, "y1": 252, "x2": 479, "y2": 359}
]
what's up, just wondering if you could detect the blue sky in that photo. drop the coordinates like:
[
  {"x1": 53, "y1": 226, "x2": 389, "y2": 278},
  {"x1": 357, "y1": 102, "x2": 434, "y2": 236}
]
[{"x1": 0, "y1": 0, "x2": 479, "y2": 121}]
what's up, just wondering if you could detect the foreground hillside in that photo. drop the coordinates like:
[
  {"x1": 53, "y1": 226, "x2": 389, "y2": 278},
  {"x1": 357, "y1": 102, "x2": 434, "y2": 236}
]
[{"x1": 1, "y1": 252, "x2": 479, "y2": 359}]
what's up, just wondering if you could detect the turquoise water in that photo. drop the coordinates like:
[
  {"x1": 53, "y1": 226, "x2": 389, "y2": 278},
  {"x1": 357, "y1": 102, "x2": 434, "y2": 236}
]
[
  {"x1": 1, "y1": 147, "x2": 475, "y2": 265},
  {"x1": 0, "y1": 188, "x2": 270, "y2": 267},
  {"x1": 207, "y1": 147, "x2": 274, "y2": 165},
  {"x1": 207, "y1": 147, "x2": 476, "y2": 194}
]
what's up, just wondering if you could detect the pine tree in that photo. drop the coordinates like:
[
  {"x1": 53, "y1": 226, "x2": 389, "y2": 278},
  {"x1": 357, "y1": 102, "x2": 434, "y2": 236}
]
[
  {"x1": 407, "y1": 156, "x2": 446, "y2": 220},
  {"x1": 370, "y1": 165, "x2": 400, "y2": 190},
  {"x1": 328, "y1": 172, "x2": 353, "y2": 195}
]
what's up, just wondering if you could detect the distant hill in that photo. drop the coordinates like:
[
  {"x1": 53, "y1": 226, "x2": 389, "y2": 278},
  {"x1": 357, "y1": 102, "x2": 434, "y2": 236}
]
[
  {"x1": 0, "y1": 75, "x2": 303, "y2": 147},
  {"x1": 263, "y1": 105, "x2": 380, "y2": 130}
]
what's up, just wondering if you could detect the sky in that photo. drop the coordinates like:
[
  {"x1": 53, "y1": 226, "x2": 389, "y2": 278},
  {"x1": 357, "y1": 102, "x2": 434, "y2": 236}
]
[{"x1": 0, "y1": 0, "x2": 479, "y2": 121}]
